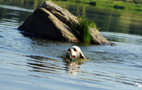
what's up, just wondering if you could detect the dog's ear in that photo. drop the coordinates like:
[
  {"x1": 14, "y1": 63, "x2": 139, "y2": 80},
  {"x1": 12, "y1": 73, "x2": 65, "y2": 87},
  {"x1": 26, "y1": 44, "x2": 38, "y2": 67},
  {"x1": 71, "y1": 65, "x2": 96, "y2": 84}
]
[{"x1": 80, "y1": 52, "x2": 86, "y2": 59}]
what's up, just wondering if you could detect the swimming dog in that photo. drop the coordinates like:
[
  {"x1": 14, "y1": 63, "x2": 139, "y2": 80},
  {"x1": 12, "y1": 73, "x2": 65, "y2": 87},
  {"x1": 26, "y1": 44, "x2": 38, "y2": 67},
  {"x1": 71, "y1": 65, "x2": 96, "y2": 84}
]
[{"x1": 66, "y1": 46, "x2": 86, "y2": 60}]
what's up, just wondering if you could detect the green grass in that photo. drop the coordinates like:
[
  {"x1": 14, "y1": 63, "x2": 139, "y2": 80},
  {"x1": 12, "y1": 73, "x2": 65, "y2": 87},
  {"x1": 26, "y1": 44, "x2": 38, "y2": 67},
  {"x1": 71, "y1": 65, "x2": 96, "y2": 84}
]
[
  {"x1": 72, "y1": 17, "x2": 99, "y2": 43},
  {"x1": 54, "y1": 0, "x2": 142, "y2": 11}
]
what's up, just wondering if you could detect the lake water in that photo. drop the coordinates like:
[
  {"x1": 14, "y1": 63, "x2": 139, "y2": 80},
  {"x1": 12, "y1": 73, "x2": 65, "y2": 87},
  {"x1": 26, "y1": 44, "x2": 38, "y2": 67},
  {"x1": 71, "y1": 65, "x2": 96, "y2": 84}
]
[{"x1": 0, "y1": 1, "x2": 142, "y2": 90}]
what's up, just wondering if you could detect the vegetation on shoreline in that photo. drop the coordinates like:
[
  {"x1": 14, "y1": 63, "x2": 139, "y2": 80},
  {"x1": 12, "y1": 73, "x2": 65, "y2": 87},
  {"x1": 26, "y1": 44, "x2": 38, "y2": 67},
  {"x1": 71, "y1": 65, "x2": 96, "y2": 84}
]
[
  {"x1": 0, "y1": 0, "x2": 142, "y2": 11},
  {"x1": 53, "y1": 0, "x2": 142, "y2": 11}
]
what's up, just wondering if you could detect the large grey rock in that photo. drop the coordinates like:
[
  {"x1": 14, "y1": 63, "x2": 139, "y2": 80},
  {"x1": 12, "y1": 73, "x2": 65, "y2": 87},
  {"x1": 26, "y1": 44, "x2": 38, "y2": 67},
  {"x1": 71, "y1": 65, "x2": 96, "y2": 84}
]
[
  {"x1": 18, "y1": 6, "x2": 79, "y2": 42},
  {"x1": 18, "y1": 1, "x2": 113, "y2": 45},
  {"x1": 42, "y1": 1, "x2": 78, "y2": 28}
]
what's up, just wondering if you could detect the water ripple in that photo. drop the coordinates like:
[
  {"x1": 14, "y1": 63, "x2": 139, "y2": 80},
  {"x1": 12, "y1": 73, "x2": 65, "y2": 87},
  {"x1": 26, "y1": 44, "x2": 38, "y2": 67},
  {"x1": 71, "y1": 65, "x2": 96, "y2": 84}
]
[{"x1": 0, "y1": 4, "x2": 33, "y2": 12}]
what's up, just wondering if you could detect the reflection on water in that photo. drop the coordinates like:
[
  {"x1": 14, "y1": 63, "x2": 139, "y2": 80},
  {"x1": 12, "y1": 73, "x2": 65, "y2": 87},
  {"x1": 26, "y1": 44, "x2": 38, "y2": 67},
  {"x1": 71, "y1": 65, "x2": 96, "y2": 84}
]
[
  {"x1": 0, "y1": 5, "x2": 33, "y2": 12},
  {"x1": 27, "y1": 55, "x2": 64, "y2": 74},
  {"x1": 27, "y1": 54, "x2": 85, "y2": 75},
  {"x1": 102, "y1": 32, "x2": 142, "y2": 45},
  {"x1": 0, "y1": 0, "x2": 142, "y2": 90},
  {"x1": 64, "y1": 58, "x2": 85, "y2": 75},
  {"x1": 55, "y1": 2, "x2": 142, "y2": 35}
]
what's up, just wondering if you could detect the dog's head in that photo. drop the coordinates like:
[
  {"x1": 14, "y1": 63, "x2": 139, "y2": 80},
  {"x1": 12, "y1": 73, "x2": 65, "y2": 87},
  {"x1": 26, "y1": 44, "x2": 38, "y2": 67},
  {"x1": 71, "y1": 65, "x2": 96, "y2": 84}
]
[{"x1": 66, "y1": 46, "x2": 86, "y2": 59}]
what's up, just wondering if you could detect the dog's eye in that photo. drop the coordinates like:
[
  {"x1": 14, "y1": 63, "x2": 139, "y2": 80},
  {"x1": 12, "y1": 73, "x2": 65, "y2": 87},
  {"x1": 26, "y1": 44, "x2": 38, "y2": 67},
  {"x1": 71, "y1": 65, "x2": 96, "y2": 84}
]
[
  {"x1": 73, "y1": 48, "x2": 77, "y2": 51},
  {"x1": 68, "y1": 48, "x2": 71, "y2": 51}
]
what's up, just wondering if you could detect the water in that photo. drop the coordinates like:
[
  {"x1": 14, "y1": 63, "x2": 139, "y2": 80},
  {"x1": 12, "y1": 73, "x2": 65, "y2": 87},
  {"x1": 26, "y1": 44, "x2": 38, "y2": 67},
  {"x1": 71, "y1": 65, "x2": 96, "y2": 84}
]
[{"x1": 0, "y1": 1, "x2": 142, "y2": 90}]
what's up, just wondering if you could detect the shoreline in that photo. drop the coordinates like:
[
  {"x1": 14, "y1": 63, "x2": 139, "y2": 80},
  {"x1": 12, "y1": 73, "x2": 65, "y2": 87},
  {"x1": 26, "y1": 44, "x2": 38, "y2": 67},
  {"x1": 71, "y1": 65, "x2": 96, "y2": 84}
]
[{"x1": 54, "y1": 0, "x2": 142, "y2": 12}]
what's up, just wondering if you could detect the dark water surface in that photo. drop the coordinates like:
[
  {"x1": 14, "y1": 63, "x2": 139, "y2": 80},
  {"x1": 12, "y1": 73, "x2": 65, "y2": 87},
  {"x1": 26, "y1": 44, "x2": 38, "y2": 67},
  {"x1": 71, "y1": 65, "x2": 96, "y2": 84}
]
[{"x1": 0, "y1": 1, "x2": 142, "y2": 90}]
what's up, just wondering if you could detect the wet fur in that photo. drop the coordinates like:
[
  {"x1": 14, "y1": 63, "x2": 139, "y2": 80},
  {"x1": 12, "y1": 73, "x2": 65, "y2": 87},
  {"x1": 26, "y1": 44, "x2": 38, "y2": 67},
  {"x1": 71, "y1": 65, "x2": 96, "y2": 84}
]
[{"x1": 66, "y1": 46, "x2": 86, "y2": 59}]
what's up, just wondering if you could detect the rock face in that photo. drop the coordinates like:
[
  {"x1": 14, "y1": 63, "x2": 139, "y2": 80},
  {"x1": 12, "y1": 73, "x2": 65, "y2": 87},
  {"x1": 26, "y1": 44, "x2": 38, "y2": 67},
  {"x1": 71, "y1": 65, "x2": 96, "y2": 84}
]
[
  {"x1": 18, "y1": 1, "x2": 112, "y2": 45},
  {"x1": 89, "y1": 28, "x2": 111, "y2": 45}
]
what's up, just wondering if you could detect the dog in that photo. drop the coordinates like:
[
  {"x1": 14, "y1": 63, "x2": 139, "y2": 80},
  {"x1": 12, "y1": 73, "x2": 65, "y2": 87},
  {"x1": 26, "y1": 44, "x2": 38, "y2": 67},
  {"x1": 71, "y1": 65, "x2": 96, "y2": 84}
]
[{"x1": 66, "y1": 46, "x2": 86, "y2": 60}]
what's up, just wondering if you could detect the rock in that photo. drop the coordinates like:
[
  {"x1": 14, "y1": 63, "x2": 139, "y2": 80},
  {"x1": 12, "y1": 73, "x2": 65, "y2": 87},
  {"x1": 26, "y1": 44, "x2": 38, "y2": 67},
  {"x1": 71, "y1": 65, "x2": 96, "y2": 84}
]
[
  {"x1": 18, "y1": 6, "x2": 79, "y2": 42},
  {"x1": 42, "y1": 1, "x2": 78, "y2": 28},
  {"x1": 89, "y1": 28, "x2": 111, "y2": 45},
  {"x1": 18, "y1": 1, "x2": 113, "y2": 45}
]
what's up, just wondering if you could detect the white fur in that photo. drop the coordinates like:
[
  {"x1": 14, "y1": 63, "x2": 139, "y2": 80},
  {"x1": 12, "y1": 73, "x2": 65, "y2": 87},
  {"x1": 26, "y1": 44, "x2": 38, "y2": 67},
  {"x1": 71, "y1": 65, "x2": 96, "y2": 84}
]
[{"x1": 66, "y1": 46, "x2": 86, "y2": 59}]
